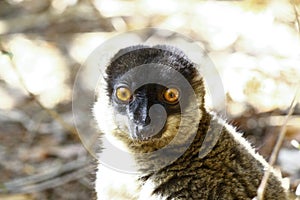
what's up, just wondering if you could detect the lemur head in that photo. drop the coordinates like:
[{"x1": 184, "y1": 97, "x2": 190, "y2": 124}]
[{"x1": 93, "y1": 45, "x2": 206, "y2": 153}]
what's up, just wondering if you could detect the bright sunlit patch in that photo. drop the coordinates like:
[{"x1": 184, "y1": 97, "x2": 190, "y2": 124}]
[
  {"x1": 111, "y1": 17, "x2": 127, "y2": 32},
  {"x1": 69, "y1": 32, "x2": 111, "y2": 63},
  {"x1": 193, "y1": 2, "x2": 242, "y2": 50},
  {"x1": 0, "y1": 87, "x2": 15, "y2": 110},
  {"x1": 0, "y1": 35, "x2": 70, "y2": 108},
  {"x1": 268, "y1": 0, "x2": 294, "y2": 22},
  {"x1": 268, "y1": 24, "x2": 300, "y2": 57},
  {"x1": 51, "y1": 0, "x2": 78, "y2": 13},
  {"x1": 159, "y1": 14, "x2": 186, "y2": 30},
  {"x1": 245, "y1": 77, "x2": 297, "y2": 112},
  {"x1": 258, "y1": 56, "x2": 281, "y2": 76},
  {"x1": 291, "y1": 139, "x2": 300, "y2": 150},
  {"x1": 193, "y1": 2, "x2": 300, "y2": 113},
  {"x1": 70, "y1": 32, "x2": 143, "y2": 91},
  {"x1": 140, "y1": 0, "x2": 179, "y2": 15},
  {"x1": 238, "y1": 10, "x2": 300, "y2": 57},
  {"x1": 239, "y1": 10, "x2": 274, "y2": 48},
  {"x1": 0, "y1": 20, "x2": 8, "y2": 35},
  {"x1": 7, "y1": 0, "x2": 24, "y2": 4},
  {"x1": 93, "y1": 0, "x2": 135, "y2": 17},
  {"x1": 212, "y1": 51, "x2": 299, "y2": 112},
  {"x1": 296, "y1": 183, "x2": 300, "y2": 196}
]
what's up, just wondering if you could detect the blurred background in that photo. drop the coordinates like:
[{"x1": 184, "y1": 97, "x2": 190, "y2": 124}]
[{"x1": 0, "y1": 0, "x2": 300, "y2": 199}]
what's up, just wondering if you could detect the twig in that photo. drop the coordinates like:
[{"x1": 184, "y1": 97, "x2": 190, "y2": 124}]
[
  {"x1": 257, "y1": 86, "x2": 300, "y2": 200},
  {"x1": 292, "y1": 0, "x2": 300, "y2": 34},
  {"x1": 0, "y1": 158, "x2": 91, "y2": 193},
  {"x1": 0, "y1": 47, "x2": 79, "y2": 140},
  {"x1": 19, "y1": 166, "x2": 90, "y2": 193}
]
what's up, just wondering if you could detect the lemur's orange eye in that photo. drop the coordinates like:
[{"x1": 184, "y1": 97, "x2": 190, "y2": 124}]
[
  {"x1": 116, "y1": 87, "x2": 132, "y2": 102},
  {"x1": 163, "y1": 88, "x2": 180, "y2": 104}
]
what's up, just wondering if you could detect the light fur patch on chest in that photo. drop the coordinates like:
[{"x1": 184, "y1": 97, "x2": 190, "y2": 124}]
[
  {"x1": 96, "y1": 163, "x2": 170, "y2": 200},
  {"x1": 96, "y1": 164, "x2": 140, "y2": 200},
  {"x1": 138, "y1": 179, "x2": 168, "y2": 200}
]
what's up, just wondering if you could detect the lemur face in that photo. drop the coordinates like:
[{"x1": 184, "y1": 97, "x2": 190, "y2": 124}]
[
  {"x1": 112, "y1": 81, "x2": 181, "y2": 140},
  {"x1": 94, "y1": 45, "x2": 204, "y2": 147}
]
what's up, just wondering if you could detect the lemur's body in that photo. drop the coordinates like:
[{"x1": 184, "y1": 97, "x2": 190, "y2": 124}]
[{"x1": 93, "y1": 45, "x2": 287, "y2": 199}]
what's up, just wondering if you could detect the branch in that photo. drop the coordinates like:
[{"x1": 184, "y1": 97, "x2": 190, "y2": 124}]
[
  {"x1": 256, "y1": 86, "x2": 300, "y2": 200},
  {"x1": 292, "y1": 0, "x2": 300, "y2": 34}
]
